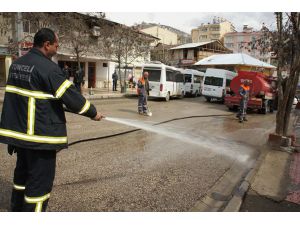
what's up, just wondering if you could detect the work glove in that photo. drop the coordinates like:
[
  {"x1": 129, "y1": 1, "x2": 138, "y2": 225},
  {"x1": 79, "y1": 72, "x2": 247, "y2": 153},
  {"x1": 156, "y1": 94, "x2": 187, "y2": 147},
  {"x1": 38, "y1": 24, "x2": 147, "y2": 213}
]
[{"x1": 7, "y1": 145, "x2": 17, "y2": 155}]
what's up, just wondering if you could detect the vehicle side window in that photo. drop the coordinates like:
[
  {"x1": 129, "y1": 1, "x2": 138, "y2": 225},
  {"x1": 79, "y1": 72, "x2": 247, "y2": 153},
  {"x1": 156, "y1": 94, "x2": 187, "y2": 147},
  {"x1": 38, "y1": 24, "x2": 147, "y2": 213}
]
[
  {"x1": 184, "y1": 74, "x2": 192, "y2": 83},
  {"x1": 194, "y1": 75, "x2": 201, "y2": 83},
  {"x1": 144, "y1": 68, "x2": 161, "y2": 82},
  {"x1": 166, "y1": 70, "x2": 174, "y2": 82},
  {"x1": 204, "y1": 76, "x2": 223, "y2": 87},
  {"x1": 226, "y1": 79, "x2": 231, "y2": 87},
  {"x1": 175, "y1": 72, "x2": 184, "y2": 82}
]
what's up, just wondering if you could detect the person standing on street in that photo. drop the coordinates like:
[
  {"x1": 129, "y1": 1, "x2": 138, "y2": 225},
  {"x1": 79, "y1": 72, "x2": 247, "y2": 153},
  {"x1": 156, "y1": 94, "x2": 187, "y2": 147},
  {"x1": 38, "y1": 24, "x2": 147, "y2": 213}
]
[
  {"x1": 0, "y1": 28, "x2": 104, "y2": 212},
  {"x1": 112, "y1": 70, "x2": 118, "y2": 91},
  {"x1": 137, "y1": 71, "x2": 151, "y2": 115},
  {"x1": 62, "y1": 64, "x2": 70, "y2": 80},
  {"x1": 237, "y1": 79, "x2": 250, "y2": 123},
  {"x1": 74, "y1": 67, "x2": 83, "y2": 94}
]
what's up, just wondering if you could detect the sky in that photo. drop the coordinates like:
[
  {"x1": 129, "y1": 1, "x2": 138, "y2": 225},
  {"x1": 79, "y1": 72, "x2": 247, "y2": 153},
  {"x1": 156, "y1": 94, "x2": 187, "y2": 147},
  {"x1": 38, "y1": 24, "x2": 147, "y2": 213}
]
[{"x1": 106, "y1": 12, "x2": 276, "y2": 34}]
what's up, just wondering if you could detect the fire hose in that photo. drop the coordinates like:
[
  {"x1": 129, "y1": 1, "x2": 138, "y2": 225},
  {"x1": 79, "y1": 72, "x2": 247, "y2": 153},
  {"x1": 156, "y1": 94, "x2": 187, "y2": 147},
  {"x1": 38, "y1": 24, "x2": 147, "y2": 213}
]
[{"x1": 68, "y1": 113, "x2": 233, "y2": 147}]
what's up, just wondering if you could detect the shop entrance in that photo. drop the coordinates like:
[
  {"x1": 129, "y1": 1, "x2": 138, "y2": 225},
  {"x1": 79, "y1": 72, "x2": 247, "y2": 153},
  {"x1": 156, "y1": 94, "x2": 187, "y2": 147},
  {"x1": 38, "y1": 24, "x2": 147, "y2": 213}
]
[
  {"x1": 0, "y1": 57, "x2": 6, "y2": 87},
  {"x1": 58, "y1": 61, "x2": 85, "y2": 81}
]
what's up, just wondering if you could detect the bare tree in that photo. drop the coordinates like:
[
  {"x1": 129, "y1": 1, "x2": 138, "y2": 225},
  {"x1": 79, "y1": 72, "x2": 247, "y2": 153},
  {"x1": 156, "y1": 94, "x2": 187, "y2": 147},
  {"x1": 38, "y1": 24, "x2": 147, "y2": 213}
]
[
  {"x1": 53, "y1": 13, "x2": 99, "y2": 70},
  {"x1": 273, "y1": 12, "x2": 300, "y2": 136},
  {"x1": 235, "y1": 13, "x2": 300, "y2": 138},
  {"x1": 101, "y1": 24, "x2": 153, "y2": 92}
]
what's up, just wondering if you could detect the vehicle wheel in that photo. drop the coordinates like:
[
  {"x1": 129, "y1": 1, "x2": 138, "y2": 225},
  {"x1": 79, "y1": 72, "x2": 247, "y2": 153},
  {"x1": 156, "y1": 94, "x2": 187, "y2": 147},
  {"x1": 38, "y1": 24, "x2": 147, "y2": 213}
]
[
  {"x1": 206, "y1": 97, "x2": 211, "y2": 102},
  {"x1": 194, "y1": 91, "x2": 199, "y2": 97},
  {"x1": 165, "y1": 92, "x2": 170, "y2": 102}
]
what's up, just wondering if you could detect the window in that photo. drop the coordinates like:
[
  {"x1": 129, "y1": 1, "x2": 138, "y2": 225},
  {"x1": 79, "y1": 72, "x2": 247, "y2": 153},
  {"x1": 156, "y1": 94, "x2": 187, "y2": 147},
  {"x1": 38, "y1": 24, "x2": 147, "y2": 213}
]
[
  {"x1": 194, "y1": 75, "x2": 202, "y2": 83},
  {"x1": 144, "y1": 68, "x2": 161, "y2": 82},
  {"x1": 175, "y1": 72, "x2": 184, "y2": 82},
  {"x1": 225, "y1": 36, "x2": 233, "y2": 42},
  {"x1": 225, "y1": 43, "x2": 234, "y2": 48},
  {"x1": 166, "y1": 70, "x2": 174, "y2": 82},
  {"x1": 200, "y1": 35, "x2": 207, "y2": 39},
  {"x1": 183, "y1": 49, "x2": 188, "y2": 59},
  {"x1": 184, "y1": 74, "x2": 192, "y2": 83},
  {"x1": 226, "y1": 79, "x2": 231, "y2": 87},
  {"x1": 238, "y1": 36, "x2": 244, "y2": 42},
  {"x1": 30, "y1": 21, "x2": 39, "y2": 33},
  {"x1": 23, "y1": 20, "x2": 30, "y2": 33},
  {"x1": 204, "y1": 76, "x2": 223, "y2": 87},
  {"x1": 194, "y1": 49, "x2": 198, "y2": 58}
]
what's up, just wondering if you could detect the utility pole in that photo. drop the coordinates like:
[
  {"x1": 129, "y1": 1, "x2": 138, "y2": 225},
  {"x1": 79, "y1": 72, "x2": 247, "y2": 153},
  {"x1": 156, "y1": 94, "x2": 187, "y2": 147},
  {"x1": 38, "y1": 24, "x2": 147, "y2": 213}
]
[{"x1": 16, "y1": 12, "x2": 23, "y2": 57}]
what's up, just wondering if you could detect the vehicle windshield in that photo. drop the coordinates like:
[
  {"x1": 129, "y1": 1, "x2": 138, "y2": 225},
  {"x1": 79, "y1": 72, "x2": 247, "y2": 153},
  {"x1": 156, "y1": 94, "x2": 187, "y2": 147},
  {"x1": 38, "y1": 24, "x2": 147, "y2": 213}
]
[
  {"x1": 204, "y1": 76, "x2": 223, "y2": 87},
  {"x1": 143, "y1": 68, "x2": 161, "y2": 82},
  {"x1": 184, "y1": 74, "x2": 192, "y2": 83}
]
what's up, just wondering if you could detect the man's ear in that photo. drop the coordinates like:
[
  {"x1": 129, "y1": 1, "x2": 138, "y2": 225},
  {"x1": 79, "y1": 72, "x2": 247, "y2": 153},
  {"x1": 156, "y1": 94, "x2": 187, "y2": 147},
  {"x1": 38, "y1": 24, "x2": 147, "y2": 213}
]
[{"x1": 44, "y1": 41, "x2": 50, "y2": 50}]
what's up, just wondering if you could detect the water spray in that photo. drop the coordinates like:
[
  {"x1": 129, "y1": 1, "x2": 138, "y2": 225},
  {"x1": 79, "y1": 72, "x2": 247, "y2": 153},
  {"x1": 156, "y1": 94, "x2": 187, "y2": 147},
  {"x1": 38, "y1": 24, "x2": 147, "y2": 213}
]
[{"x1": 103, "y1": 116, "x2": 251, "y2": 163}]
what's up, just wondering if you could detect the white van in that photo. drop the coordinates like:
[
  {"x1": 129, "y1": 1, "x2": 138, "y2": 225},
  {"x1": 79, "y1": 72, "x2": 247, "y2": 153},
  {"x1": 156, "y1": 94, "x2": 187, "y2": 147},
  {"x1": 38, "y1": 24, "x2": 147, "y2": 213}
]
[
  {"x1": 183, "y1": 69, "x2": 205, "y2": 97},
  {"x1": 202, "y1": 68, "x2": 237, "y2": 102},
  {"x1": 142, "y1": 63, "x2": 185, "y2": 101}
]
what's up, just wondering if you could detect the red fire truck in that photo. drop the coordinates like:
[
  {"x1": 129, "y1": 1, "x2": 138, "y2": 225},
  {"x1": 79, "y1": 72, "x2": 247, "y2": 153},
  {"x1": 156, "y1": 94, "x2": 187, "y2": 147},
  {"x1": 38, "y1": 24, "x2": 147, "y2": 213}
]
[{"x1": 224, "y1": 71, "x2": 277, "y2": 114}]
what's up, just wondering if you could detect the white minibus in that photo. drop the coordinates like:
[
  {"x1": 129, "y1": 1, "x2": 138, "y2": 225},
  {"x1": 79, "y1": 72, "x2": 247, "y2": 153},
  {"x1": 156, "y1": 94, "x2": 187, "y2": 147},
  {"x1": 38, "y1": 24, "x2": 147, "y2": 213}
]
[
  {"x1": 142, "y1": 62, "x2": 185, "y2": 101},
  {"x1": 202, "y1": 68, "x2": 237, "y2": 102},
  {"x1": 183, "y1": 69, "x2": 205, "y2": 97}
]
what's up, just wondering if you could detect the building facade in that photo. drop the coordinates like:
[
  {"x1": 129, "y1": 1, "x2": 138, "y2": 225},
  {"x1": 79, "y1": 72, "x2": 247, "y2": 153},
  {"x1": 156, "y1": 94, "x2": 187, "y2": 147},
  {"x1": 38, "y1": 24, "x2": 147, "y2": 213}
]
[
  {"x1": 191, "y1": 18, "x2": 235, "y2": 43},
  {"x1": 135, "y1": 22, "x2": 191, "y2": 46},
  {"x1": 0, "y1": 13, "x2": 156, "y2": 88},
  {"x1": 223, "y1": 25, "x2": 272, "y2": 63},
  {"x1": 168, "y1": 40, "x2": 232, "y2": 68},
  {"x1": 141, "y1": 26, "x2": 178, "y2": 46}
]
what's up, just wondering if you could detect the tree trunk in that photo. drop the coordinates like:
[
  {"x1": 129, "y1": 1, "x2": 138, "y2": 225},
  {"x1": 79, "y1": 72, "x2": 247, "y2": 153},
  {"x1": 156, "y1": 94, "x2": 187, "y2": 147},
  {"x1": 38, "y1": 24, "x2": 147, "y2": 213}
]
[{"x1": 275, "y1": 12, "x2": 300, "y2": 136}]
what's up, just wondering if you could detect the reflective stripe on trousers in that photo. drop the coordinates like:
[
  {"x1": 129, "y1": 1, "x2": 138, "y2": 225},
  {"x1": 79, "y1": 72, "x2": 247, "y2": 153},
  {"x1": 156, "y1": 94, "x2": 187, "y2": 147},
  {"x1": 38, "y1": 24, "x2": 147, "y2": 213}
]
[{"x1": 24, "y1": 193, "x2": 51, "y2": 212}]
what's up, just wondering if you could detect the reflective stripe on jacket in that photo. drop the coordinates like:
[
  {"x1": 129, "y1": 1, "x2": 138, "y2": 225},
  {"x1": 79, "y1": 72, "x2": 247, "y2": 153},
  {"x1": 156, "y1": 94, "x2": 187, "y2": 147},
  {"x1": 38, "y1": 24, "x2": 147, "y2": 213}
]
[
  {"x1": 0, "y1": 48, "x2": 97, "y2": 150},
  {"x1": 239, "y1": 84, "x2": 250, "y2": 98}
]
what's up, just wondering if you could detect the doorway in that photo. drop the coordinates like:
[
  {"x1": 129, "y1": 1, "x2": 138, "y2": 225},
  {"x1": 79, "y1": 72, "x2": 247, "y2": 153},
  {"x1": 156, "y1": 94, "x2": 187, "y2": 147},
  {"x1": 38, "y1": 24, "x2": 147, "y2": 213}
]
[
  {"x1": 88, "y1": 62, "x2": 96, "y2": 88},
  {"x1": 0, "y1": 57, "x2": 6, "y2": 87}
]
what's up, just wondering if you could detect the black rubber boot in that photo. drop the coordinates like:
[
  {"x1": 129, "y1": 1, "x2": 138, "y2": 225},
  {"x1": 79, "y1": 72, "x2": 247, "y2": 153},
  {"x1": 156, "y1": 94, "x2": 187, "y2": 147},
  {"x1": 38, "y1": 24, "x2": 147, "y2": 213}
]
[{"x1": 10, "y1": 189, "x2": 25, "y2": 212}]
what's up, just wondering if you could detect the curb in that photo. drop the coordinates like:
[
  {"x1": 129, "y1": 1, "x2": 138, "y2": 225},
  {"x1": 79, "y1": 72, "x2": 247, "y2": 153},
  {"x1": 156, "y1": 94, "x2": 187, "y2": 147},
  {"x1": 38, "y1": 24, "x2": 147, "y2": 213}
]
[
  {"x1": 82, "y1": 93, "x2": 126, "y2": 100},
  {"x1": 190, "y1": 149, "x2": 263, "y2": 212},
  {"x1": 222, "y1": 146, "x2": 269, "y2": 211}
]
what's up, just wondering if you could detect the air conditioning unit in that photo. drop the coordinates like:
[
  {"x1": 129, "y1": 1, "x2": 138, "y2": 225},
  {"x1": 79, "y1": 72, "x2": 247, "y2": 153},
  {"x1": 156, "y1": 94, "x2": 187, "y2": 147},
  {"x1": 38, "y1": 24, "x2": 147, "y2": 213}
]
[{"x1": 92, "y1": 26, "x2": 101, "y2": 37}]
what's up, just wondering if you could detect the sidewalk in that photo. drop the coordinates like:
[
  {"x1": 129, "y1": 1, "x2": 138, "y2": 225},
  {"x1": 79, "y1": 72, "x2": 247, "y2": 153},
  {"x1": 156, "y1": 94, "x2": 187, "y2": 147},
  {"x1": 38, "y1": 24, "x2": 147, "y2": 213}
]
[{"x1": 225, "y1": 108, "x2": 300, "y2": 212}]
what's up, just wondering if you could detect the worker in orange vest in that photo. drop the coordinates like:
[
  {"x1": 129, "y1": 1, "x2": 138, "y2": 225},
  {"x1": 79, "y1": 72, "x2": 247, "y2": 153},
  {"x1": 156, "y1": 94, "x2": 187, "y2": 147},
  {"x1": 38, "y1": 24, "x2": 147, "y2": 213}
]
[
  {"x1": 137, "y1": 71, "x2": 151, "y2": 116},
  {"x1": 237, "y1": 79, "x2": 250, "y2": 123}
]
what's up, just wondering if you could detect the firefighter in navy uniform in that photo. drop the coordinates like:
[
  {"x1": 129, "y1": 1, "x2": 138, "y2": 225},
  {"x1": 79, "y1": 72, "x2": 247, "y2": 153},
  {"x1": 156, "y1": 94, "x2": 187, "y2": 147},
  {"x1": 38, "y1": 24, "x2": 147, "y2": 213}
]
[{"x1": 0, "y1": 28, "x2": 104, "y2": 212}]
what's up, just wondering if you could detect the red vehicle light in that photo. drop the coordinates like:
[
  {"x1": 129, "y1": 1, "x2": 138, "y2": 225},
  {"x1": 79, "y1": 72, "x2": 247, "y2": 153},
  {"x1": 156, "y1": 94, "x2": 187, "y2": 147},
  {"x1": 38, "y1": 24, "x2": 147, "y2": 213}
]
[{"x1": 160, "y1": 84, "x2": 163, "y2": 92}]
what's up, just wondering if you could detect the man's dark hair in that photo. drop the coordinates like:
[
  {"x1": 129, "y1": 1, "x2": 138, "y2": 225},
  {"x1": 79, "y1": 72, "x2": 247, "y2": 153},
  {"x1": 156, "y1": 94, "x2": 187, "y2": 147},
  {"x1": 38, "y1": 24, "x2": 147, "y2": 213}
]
[{"x1": 33, "y1": 28, "x2": 56, "y2": 48}]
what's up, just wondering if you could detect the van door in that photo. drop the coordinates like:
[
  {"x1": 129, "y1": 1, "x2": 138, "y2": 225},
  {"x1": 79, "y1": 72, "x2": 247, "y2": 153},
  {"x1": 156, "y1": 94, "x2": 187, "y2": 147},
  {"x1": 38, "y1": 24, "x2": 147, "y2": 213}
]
[
  {"x1": 144, "y1": 67, "x2": 161, "y2": 97},
  {"x1": 193, "y1": 75, "x2": 201, "y2": 95},
  {"x1": 175, "y1": 71, "x2": 185, "y2": 96},
  {"x1": 203, "y1": 76, "x2": 224, "y2": 98},
  {"x1": 184, "y1": 74, "x2": 192, "y2": 94},
  {"x1": 166, "y1": 69, "x2": 175, "y2": 96}
]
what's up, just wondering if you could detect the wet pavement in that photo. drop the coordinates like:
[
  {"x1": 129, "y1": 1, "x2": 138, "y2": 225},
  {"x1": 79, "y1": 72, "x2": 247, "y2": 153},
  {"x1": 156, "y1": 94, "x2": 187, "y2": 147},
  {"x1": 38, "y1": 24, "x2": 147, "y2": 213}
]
[{"x1": 0, "y1": 96, "x2": 276, "y2": 211}]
